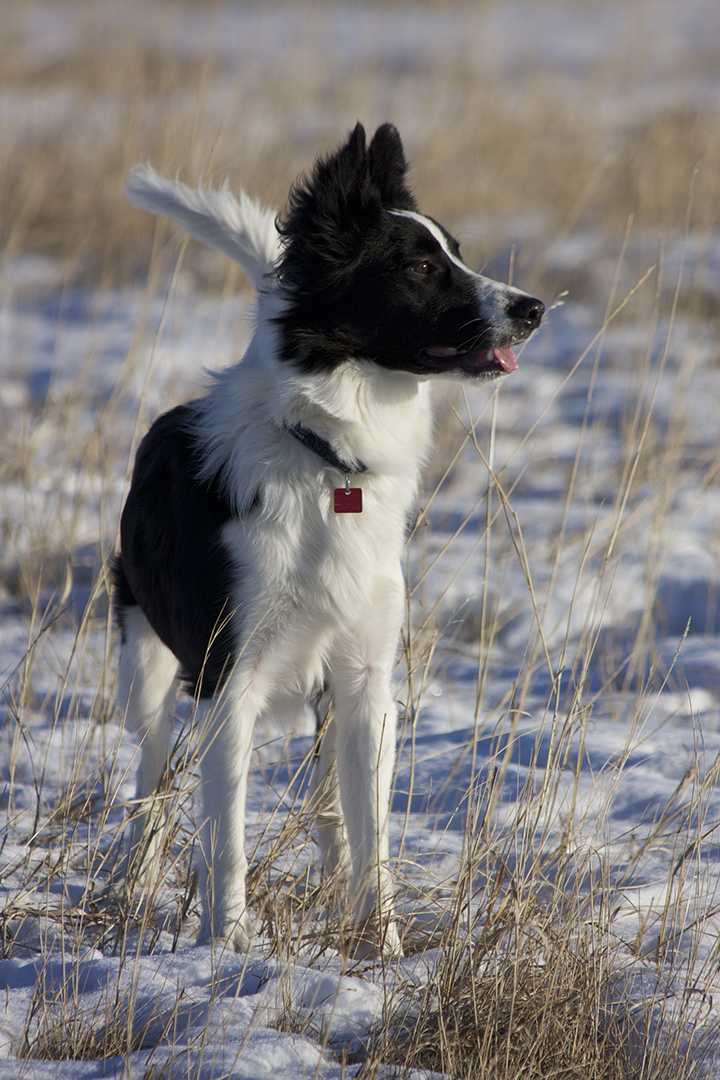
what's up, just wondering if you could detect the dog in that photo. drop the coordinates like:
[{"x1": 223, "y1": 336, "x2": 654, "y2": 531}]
[{"x1": 113, "y1": 122, "x2": 544, "y2": 956}]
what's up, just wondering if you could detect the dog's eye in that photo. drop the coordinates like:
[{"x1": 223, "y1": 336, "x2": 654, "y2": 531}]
[{"x1": 412, "y1": 261, "x2": 436, "y2": 276}]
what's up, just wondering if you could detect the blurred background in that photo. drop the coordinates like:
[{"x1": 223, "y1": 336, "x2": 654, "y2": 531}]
[{"x1": 2, "y1": 0, "x2": 719, "y2": 307}]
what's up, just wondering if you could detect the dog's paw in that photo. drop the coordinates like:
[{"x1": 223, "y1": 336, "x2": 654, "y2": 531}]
[
  {"x1": 225, "y1": 920, "x2": 254, "y2": 953},
  {"x1": 97, "y1": 854, "x2": 157, "y2": 905},
  {"x1": 320, "y1": 842, "x2": 351, "y2": 882},
  {"x1": 315, "y1": 816, "x2": 351, "y2": 881},
  {"x1": 198, "y1": 910, "x2": 254, "y2": 953},
  {"x1": 348, "y1": 914, "x2": 403, "y2": 960}
]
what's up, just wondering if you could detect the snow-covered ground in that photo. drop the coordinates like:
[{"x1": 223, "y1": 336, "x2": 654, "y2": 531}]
[{"x1": 2, "y1": 1, "x2": 720, "y2": 1076}]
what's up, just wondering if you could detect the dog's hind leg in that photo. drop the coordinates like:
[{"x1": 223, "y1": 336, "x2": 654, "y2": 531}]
[
  {"x1": 118, "y1": 607, "x2": 179, "y2": 885},
  {"x1": 308, "y1": 694, "x2": 351, "y2": 880},
  {"x1": 195, "y1": 689, "x2": 257, "y2": 952}
]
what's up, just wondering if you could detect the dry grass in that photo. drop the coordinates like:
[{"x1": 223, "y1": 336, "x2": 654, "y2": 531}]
[
  {"x1": 379, "y1": 955, "x2": 639, "y2": 1079},
  {"x1": 3, "y1": 263, "x2": 718, "y2": 1076},
  {"x1": 2, "y1": 0, "x2": 719, "y2": 292},
  {"x1": 2, "y1": 0, "x2": 720, "y2": 1076}
]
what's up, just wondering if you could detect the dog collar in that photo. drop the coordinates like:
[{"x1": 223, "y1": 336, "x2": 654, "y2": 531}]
[{"x1": 285, "y1": 422, "x2": 368, "y2": 475}]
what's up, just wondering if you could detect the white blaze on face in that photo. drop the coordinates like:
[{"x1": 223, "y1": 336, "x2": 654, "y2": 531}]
[
  {"x1": 389, "y1": 209, "x2": 478, "y2": 275},
  {"x1": 388, "y1": 208, "x2": 530, "y2": 315}
]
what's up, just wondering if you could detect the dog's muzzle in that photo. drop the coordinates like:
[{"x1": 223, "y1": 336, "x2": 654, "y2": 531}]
[{"x1": 506, "y1": 293, "x2": 545, "y2": 336}]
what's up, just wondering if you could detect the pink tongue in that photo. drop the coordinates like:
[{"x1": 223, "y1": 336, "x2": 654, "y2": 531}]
[{"x1": 493, "y1": 346, "x2": 517, "y2": 372}]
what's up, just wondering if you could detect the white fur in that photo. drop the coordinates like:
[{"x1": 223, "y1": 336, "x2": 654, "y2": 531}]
[
  {"x1": 118, "y1": 607, "x2": 179, "y2": 884},
  {"x1": 118, "y1": 164, "x2": 533, "y2": 958},
  {"x1": 184, "y1": 329, "x2": 429, "y2": 954},
  {"x1": 119, "y1": 175, "x2": 431, "y2": 956},
  {"x1": 125, "y1": 165, "x2": 280, "y2": 289}
]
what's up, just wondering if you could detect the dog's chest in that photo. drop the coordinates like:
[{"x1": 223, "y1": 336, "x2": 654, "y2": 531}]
[{"x1": 221, "y1": 469, "x2": 410, "y2": 625}]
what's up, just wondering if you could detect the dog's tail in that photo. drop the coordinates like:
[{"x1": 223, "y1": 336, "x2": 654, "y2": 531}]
[{"x1": 125, "y1": 164, "x2": 281, "y2": 289}]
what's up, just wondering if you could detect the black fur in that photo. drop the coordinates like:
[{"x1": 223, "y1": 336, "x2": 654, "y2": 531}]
[
  {"x1": 276, "y1": 123, "x2": 417, "y2": 294},
  {"x1": 114, "y1": 123, "x2": 543, "y2": 699},
  {"x1": 114, "y1": 404, "x2": 240, "y2": 698},
  {"x1": 111, "y1": 123, "x2": 546, "y2": 953},
  {"x1": 275, "y1": 123, "x2": 543, "y2": 376}
]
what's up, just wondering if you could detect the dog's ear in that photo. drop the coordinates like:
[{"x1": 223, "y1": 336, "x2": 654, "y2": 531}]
[
  {"x1": 277, "y1": 122, "x2": 415, "y2": 289},
  {"x1": 335, "y1": 121, "x2": 369, "y2": 184},
  {"x1": 368, "y1": 124, "x2": 416, "y2": 211}
]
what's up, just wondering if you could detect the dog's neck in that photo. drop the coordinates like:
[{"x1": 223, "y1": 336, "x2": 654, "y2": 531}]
[
  {"x1": 194, "y1": 318, "x2": 434, "y2": 514},
  {"x1": 284, "y1": 422, "x2": 368, "y2": 476}
]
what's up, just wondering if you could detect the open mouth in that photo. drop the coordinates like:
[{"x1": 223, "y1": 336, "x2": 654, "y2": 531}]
[{"x1": 417, "y1": 345, "x2": 518, "y2": 377}]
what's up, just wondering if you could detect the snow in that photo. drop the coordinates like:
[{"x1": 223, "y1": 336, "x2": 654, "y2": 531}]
[
  {"x1": 6, "y1": 251, "x2": 720, "y2": 1075},
  {"x1": 3, "y1": 0, "x2": 720, "y2": 1076}
]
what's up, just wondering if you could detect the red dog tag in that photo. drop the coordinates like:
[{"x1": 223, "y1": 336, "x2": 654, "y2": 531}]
[{"x1": 334, "y1": 486, "x2": 362, "y2": 513}]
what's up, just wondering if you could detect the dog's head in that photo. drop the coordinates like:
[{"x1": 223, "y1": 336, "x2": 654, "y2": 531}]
[{"x1": 276, "y1": 123, "x2": 543, "y2": 379}]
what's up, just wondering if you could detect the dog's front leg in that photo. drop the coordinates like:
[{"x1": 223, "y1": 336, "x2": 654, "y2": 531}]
[
  {"x1": 195, "y1": 693, "x2": 256, "y2": 951},
  {"x1": 308, "y1": 706, "x2": 351, "y2": 880},
  {"x1": 330, "y1": 657, "x2": 401, "y2": 958}
]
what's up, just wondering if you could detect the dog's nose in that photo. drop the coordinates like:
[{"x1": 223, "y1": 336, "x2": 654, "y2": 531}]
[{"x1": 507, "y1": 295, "x2": 544, "y2": 331}]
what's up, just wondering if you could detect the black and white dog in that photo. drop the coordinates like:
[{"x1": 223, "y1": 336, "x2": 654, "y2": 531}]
[{"x1": 114, "y1": 123, "x2": 543, "y2": 956}]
